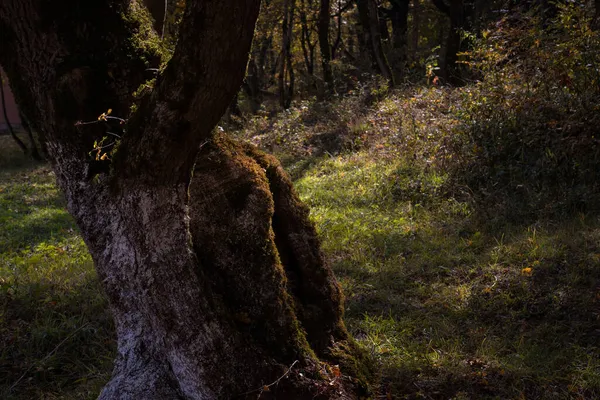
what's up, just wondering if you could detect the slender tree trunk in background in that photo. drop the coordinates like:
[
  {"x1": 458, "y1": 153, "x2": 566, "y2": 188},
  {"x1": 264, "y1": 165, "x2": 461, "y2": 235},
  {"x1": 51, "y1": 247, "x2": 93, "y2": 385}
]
[
  {"x1": 0, "y1": 74, "x2": 28, "y2": 155},
  {"x1": 443, "y1": 0, "x2": 464, "y2": 84},
  {"x1": 332, "y1": 0, "x2": 344, "y2": 59},
  {"x1": 280, "y1": 0, "x2": 296, "y2": 109},
  {"x1": 0, "y1": 0, "x2": 367, "y2": 398},
  {"x1": 411, "y1": 0, "x2": 420, "y2": 60},
  {"x1": 432, "y1": 0, "x2": 473, "y2": 85},
  {"x1": 244, "y1": 59, "x2": 263, "y2": 113},
  {"x1": 319, "y1": 0, "x2": 335, "y2": 94},
  {"x1": 300, "y1": 0, "x2": 315, "y2": 76},
  {"x1": 389, "y1": 0, "x2": 410, "y2": 75},
  {"x1": 356, "y1": 0, "x2": 395, "y2": 86},
  {"x1": 367, "y1": 0, "x2": 395, "y2": 85}
]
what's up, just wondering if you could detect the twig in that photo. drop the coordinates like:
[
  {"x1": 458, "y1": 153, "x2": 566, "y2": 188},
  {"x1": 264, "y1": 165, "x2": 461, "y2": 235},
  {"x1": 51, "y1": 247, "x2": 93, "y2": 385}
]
[
  {"x1": 105, "y1": 116, "x2": 126, "y2": 123},
  {"x1": 75, "y1": 120, "x2": 102, "y2": 126},
  {"x1": 4, "y1": 323, "x2": 89, "y2": 396},
  {"x1": 236, "y1": 360, "x2": 299, "y2": 398}
]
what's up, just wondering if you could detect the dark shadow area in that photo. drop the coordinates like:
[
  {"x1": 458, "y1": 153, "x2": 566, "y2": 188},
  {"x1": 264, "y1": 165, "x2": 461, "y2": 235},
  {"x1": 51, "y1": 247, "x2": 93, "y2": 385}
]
[
  {"x1": 0, "y1": 276, "x2": 114, "y2": 400},
  {"x1": 0, "y1": 211, "x2": 77, "y2": 253}
]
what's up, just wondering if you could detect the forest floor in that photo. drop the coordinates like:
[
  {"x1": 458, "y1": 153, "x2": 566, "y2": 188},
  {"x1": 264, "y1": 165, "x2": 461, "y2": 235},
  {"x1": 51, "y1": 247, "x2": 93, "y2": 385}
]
[{"x1": 2, "y1": 87, "x2": 600, "y2": 399}]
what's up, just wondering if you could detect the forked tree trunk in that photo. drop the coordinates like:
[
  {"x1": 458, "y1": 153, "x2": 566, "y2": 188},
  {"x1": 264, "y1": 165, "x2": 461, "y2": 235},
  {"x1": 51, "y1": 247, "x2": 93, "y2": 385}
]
[{"x1": 0, "y1": 0, "x2": 367, "y2": 398}]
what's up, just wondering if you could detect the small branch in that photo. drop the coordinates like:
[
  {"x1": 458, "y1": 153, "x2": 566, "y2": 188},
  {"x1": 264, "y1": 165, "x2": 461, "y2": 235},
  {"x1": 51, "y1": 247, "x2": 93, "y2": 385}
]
[
  {"x1": 236, "y1": 360, "x2": 299, "y2": 398},
  {"x1": 98, "y1": 141, "x2": 116, "y2": 149},
  {"x1": 105, "y1": 115, "x2": 126, "y2": 123},
  {"x1": 263, "y1": 360, "x2": 299, "y2": 391},
  {"x1": 75, "y1": 120, "x2": 101, "y2": 126}
]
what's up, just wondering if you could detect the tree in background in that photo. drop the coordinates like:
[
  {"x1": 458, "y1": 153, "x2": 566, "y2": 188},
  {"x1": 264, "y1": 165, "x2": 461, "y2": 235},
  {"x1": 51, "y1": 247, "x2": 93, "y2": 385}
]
[
  {"x1": 280, "y1": 0, "x2": 297, "y2": 108},
  {"x1": 357, "y1": 0, "x2": 396, "y2": 86},
  {"x1": 0, "y1": 0, "x2": 366, "y2": 398},
  {"x1": 319, "y1": 0, "x2": 336, "y2": 94},
  {"x1": 0, "y1": 70, "x2": 43, "y2": 160}
]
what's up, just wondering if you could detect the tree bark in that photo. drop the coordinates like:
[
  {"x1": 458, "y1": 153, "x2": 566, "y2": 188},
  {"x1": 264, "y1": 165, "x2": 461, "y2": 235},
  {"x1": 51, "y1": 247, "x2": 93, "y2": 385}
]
[{"x1": 0, "y1": 0, "x2": 367, "y2": 398}]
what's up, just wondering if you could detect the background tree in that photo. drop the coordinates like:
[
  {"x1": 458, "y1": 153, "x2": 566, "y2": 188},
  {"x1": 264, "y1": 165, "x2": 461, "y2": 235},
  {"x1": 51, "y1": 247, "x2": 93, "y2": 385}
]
[
  {"x1": 0, "y1": 71, "x2": 42, "y2": 160},
  {"x1": 0, "y1": 74, "x2": 28, "y2": 156},
  {"x1": 0, "y1": 0, "x2": 366, "y2": 398},
  {"x1": 280, "y1": 0, "x2": 297, "y2": 108},
  {"x1": 357, "y1": 0, "x2": 395, "y2": 86},
  {"x1": 319, "y1": 0, "x2": 335, "y2": 95}
]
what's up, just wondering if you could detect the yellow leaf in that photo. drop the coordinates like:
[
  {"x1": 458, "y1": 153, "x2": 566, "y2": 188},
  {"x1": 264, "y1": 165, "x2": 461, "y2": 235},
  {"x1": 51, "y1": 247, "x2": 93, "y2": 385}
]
[
  {"x1": 521, "y1": 267, "x2": 533, "y2": 276},
  {"x1": 100, "y1": 153, "x2": 109, "y2": 161},
  {"x1": 107, "y1": 108, "x2": 112, "y2": 115}
]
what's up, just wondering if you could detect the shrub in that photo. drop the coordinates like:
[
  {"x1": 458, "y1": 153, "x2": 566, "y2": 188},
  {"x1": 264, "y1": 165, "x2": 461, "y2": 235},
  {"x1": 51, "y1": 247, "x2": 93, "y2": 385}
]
[{"x1": 448, "y1": 3, "x2": 600, "y2": 220}]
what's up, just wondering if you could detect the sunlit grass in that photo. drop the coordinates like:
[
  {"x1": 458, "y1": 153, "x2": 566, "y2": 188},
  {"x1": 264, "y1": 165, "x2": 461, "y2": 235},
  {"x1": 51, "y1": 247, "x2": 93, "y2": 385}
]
[{"x1": 292, "y1": 143, "x2": 600, "y2": 399}]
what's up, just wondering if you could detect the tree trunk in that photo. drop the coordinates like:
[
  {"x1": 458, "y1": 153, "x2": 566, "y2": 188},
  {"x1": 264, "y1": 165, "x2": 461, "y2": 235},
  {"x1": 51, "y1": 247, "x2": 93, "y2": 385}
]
[
  {"x1": 319, "y1": 0, "x2": 335, "y2": 94},
  {"x1": 411, "y1": 0, "x2": 420, "y2": 60},
  {"x1": 243, "y1": 59, "x2": 263, "y2": 113},
  {"x1": 432, "y1": 0, "x2": 473, "y2": 85},
  {"x1": 388, "y1": 0, "x2": 410, "y2": 75},
  {"x1": 280, "y1": 0, "x2": 296, "y2": 109},
  {"x1": 0, "y1": 0, "x2": 367, "y2": 398},
  {"x1": 300, "y1": 0, "x2": 316, "y2": 76},
  {"x1": 356, "y1": 0, "x2": 395, "y2": 86}
]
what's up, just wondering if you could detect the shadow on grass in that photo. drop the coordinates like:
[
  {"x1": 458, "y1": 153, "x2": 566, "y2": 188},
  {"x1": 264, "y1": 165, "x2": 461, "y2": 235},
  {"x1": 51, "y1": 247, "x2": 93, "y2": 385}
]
[
  {"x1": 0, "y1": 275, "x2": 114, "y2": 400},
  {"x1": 0, "y1": 210, "x2": 77, "y2": 254}
]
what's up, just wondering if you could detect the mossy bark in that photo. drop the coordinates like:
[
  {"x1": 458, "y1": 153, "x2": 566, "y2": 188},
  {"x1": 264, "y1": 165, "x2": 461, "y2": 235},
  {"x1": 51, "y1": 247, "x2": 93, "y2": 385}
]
[{"x1": 0, "y1": 0, "x2": 369, "y2": 398}]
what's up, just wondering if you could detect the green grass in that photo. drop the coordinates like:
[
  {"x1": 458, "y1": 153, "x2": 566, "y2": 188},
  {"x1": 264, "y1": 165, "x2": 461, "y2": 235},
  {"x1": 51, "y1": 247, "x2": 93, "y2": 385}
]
[
  {"x1": 0, "y1": 136, "x2": 114, "y2": 399},
  {"x1": 2, "y1": 84, "x2": 600, "y2": 400},
  {"x1": 289, "y1": 144, "x2": 600, "y2": 399}
]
